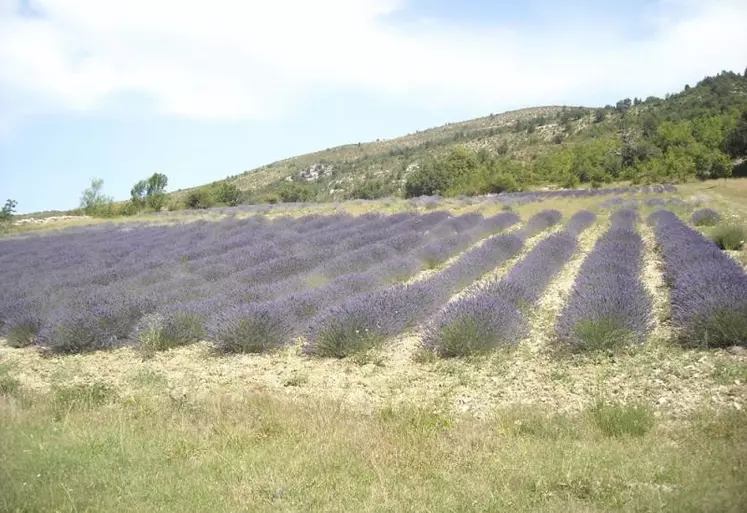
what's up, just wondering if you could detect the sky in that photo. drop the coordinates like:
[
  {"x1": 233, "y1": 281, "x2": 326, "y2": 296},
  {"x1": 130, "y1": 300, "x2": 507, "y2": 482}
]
[{"x1": 0, "y1": 0, "x2": 746, "y2": 213}]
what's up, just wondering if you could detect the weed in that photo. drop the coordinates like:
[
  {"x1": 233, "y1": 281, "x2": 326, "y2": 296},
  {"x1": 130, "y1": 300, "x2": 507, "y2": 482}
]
[
  {"x1": 711, "y1": 358, "x2": 747, "y2": 385},
  {"x1": 571, "y1": 317, "x2": 637, "y2": 352},
  {"x1": 589, "y1": 398, "x2": 654, "y2": 437},
  {"x1": 349, "y1": 349, "x2": 386, "y2": 367},
  {"x1": 494, "y1": 406, "x2": 581, "y2": 440},
  {"x1": 53, "y1": 381, "x2": 117, "y2": 412},
  {"x1": 696, "y1": 408, "x2": 747, "y2": 441},
  {"x1": 283, "y1": 372, "x2": 309, "y2": 387},
  {"x1": 128, "y1": 368, "x2": 168, "y2": 388},
  {"x1": 0, "y1": 374, "x2": 21, "y2": 397}
]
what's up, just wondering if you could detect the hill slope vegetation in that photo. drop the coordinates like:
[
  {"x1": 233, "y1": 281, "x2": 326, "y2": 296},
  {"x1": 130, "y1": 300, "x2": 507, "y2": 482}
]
[{"x1": 163, "y1": 69, "x2": 747, "y2": 208}]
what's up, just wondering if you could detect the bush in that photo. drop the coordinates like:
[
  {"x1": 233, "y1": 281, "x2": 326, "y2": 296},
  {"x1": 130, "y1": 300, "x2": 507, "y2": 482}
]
[
  {"x1": 215, "y1": 182, "x2": 241, "y2": 206},
  {"x1": 185, "y1": 188, "x2": 215, "y2": 209},
  {"x1": 209, "y1": 303, "x2": 292, "y2": 354},
  {"x1": 691, "y1": 208, "x2": 721, "y2": 226},
  {"x1": 277, "y1": 182, "x2": 314, "y2": 203},
  {"x1": 39, "y1": 293, "x2": 153, "y2": 354},
  {"x1": 2, "y1": 303, "x2": 41, "y2": 348},
  {"x1": 423, "y1": 294, "x2": 525, "y2": 357},
  {"x1": 711, "y1": 223, "x2": 746, "y2": 250},
  {"x1": 147, "y1": 193, "x2": 167, "y2": 211},
  {"x1": 683, "y1": 307, "x2": 747, "y2": 348},
  {"x1": 556, "y1": 211, "x2": 652, "y2": 351},
  {"x1": 6, "y1": 322, "x2": 39, "y2": 348},
  {"x1": 307, "y1": 317, "x2": 384, "y2": 358},
  {"x1": 649, "y1": 211, "x2": 747, "y2": 348},
  {"x1": 53, "y1": 381, "x2": 117, "y2": 411},
  {"x1": 135, "y1": 309, "x2": 206, "y2": 355}
]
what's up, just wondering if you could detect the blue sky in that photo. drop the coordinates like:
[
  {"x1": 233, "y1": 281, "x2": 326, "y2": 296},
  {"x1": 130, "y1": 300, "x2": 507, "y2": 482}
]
[{"x1": 1, "y1": 0, "x2": 746, "y2": 213}]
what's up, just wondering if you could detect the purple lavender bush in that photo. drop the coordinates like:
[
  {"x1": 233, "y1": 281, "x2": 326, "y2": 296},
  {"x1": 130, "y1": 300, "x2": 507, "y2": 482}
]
[
  {"x1": 566, "y1": 210, "x2": 597, "y2": 238},
  {"x1": 422, "y1": 292, "x2": 526, "y2": 357},
  {"x1": 208, "y1": 301, "x2": 293, "y2": 354},
  {"x1": 649, "y1": 210, "x2": 747, "y2": 347},
  {"x1": 38, "y1": 291, "x2": 155, "y2": 354},
  {"x1": 556, "y1": 210, "x2": 652, "y2": 351},
  {"x1": 134, "y1": 300, "x2": 210, "y2": 353},
  {"x1": 521, "y1": 209, "x2": 562, "y2": 238}
]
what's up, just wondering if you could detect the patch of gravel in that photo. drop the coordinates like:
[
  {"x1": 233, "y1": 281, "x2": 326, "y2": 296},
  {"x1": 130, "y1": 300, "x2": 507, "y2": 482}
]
[
  {"x1": 3, "y1": 335, "x2": 745, "y2": 422},
  {"x1": 639, "y1": 220, "x2": 673, "y2": 342}
]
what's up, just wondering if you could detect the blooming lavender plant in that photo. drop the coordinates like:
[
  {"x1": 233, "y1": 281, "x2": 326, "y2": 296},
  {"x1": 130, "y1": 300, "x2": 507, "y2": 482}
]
[
  {"x1": 556, "y1": 209, "x2": 652, "y2": 351},
  {"x1": 649, "y1": 210, "x2": 747, "y2": 347}
]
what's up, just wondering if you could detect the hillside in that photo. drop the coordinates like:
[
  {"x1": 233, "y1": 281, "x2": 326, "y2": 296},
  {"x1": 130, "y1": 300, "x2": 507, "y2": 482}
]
[{"x1": 161, "y1": 69, "x2": 747, "y2": 209}]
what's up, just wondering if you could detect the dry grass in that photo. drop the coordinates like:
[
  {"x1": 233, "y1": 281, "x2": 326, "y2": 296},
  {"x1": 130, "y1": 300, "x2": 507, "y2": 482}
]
[{"x1": 1, "y1": 376, "x2": 746, "y2": 513}]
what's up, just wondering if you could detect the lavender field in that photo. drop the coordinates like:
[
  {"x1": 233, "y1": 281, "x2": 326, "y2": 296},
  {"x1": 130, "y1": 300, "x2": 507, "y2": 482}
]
[{"x1": 1, "y1": 184, "x2": 746, "y2": 360}]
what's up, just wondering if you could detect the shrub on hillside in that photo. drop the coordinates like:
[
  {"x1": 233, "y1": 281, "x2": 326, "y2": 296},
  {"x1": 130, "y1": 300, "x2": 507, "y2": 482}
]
[
  {"x1": 214, "y1": 182, "x2": 242, "y2": 206},
  {"x1": 185, "y1": 188, "x2": 215, "y2": 209}
]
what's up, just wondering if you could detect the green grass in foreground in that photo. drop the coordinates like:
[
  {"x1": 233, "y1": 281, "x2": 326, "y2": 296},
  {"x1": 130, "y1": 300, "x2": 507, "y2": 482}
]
[{"x1": 1, "y1": 380, "x2": 746, "y2": 513}]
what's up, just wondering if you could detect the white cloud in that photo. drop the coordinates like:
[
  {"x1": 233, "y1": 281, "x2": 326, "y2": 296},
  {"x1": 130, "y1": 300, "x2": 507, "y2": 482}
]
[{"x1": 0, "y1": 0, "x2": 746, "y2": 124}]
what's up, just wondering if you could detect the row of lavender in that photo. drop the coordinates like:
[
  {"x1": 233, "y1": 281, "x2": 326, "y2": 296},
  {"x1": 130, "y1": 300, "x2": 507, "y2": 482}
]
[
  {"x1": 649, "y1": 211, "x2": 747, "y2": 347},
  {"x1": 421, "y1": 210, "x2": 596, "y2": 356},
  {"x1": 0, "y1": 210, "x2": 521, "y2": 352},
  {"x1": 555, "y1": 209, "x2": 652, "y2": 350}
]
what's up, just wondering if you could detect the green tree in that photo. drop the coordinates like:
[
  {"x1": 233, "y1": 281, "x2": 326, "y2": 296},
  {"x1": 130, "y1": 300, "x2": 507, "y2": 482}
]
[
  {"x1": 655, "y1": 121, "x2": 695, "y2": 152},
  {"x1": 146, "y1": 173, "x2": 168, "y2": 210},
  {"x1": 404, "y1": 147, "x2": 486, "y2": 197},
  {"x1": 0, "y1": 199, "x2": 17, "y2": 223},
  {"x1": 404, "y1": 162, "x2": 450, "y2": 197},
  {"x1": 130, "y1": 180, "x2": 148, "y2": 208},
  {"x1": 80, "y1": 178, "x2": 113, "y2": 216},
  {"x1": 277, "y1": 182, "x2": 313, "y2": 203},
  {"x1": 214, "y1": 182, "x2": 241, "y2": 206},
  {"x1": 724, "y1": 110, "x2": 747, "y2": 158},
  {"x1": 692, "y1": 116, "x2": 727, "y2": 150},
  {"x1": 692, "y1": 145, "x2": 732, "y2": 180},
  {"x1": 185, "y1": 188, "x2": 215, "y2": 209}
]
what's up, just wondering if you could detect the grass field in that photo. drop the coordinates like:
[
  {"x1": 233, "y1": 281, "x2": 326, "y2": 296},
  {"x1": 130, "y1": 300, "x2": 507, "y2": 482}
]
[{"x1": 2, "y1": 179, "x2": 747, "y2": 512}]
